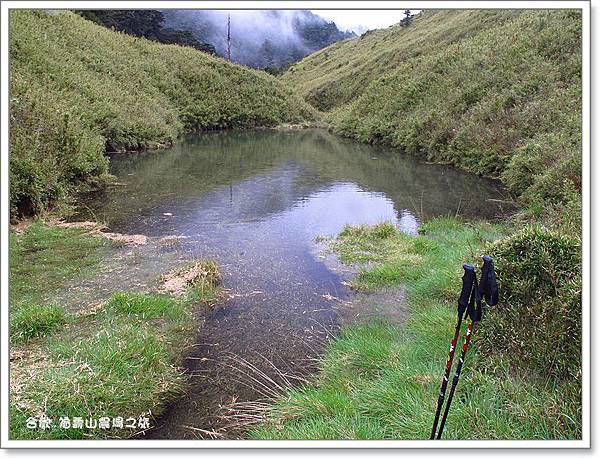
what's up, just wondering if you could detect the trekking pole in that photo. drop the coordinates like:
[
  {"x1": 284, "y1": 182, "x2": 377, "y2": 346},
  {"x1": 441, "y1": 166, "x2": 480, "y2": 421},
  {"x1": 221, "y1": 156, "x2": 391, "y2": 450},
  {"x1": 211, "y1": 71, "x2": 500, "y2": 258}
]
[
  {"x1": 429, "y1": 264, "x2": 475, "y2": 440},
  {"x1": 435, "y1": 274, "x2": 482, "y2": 439},
  {"x1": 435, "y1": 256, "x2": 498, "y2": 439}
]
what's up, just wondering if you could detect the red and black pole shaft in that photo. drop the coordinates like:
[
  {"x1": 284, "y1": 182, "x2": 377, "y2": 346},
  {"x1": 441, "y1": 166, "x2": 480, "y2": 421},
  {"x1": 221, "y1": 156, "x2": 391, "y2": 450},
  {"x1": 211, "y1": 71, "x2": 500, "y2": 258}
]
[
  {"x1": 435, "y1": 256, "x2": 497, "y2": 439},
  {"x1": 436, "y1": 319, "x2": 476, "y2": 439},
  {"x1": 429, "y1": 264, "x2": 475, "y2": 440}
]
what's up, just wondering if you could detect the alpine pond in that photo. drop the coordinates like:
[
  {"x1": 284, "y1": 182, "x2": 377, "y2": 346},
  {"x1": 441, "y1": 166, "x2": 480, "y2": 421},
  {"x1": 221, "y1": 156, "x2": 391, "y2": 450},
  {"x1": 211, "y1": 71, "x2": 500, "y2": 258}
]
[{"x1": 84, "y1": 128, "x2": 509, "y2": 438}]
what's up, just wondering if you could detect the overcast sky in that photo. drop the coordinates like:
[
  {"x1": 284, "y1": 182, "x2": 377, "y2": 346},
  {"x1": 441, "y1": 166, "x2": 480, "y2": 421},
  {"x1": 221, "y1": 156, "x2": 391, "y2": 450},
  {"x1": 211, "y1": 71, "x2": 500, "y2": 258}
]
[{"x1": 312, "y1": 10, "x2": 413, "y2": 34}]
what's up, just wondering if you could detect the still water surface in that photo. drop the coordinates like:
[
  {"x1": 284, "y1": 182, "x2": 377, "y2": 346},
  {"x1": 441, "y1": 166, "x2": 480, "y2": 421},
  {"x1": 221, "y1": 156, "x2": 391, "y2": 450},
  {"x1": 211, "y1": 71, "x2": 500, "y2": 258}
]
[{"x1": 89, "y1": 128, "x2": 508, "y2": 438}]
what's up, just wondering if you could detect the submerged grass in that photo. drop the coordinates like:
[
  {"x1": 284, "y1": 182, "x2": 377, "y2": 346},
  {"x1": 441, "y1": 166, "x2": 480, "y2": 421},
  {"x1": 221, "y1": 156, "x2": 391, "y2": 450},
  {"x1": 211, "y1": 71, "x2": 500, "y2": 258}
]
[
  {"x1": 9, "y1": 222, "x2": 109, "y2": 344},
  {"x1": 251, "y1": 219, "x2": 580, "y2": 440},
  {"x1": 9, "y1": 222, "x2": 109, "y2": 308},
  {"x1": 9, "y1": 223, "x2": 221, "y2": 439}
]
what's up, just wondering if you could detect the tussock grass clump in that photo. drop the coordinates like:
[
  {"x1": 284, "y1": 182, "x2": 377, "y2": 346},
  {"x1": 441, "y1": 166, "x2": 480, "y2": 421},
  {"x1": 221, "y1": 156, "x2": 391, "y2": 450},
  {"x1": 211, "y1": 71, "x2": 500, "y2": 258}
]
[
  {"x1": 10, "y1": 304, "x2": 66, "y2": 344},
  {"x1": 334, "y1": 221, "x2": 417, "y2": 267},
  {"x1": 252, "y1": 219, "x2": 581, "y2": 440},
  {"x1": 107, "y1": 292, "x2": 184, "y2": 321},
  {"x1": 477, "y1": 226, "x2": 581, "y2": 380},
  {"x1": 10, "y1": 10, "x2": 316, "y2": 217},
  {"x1": 339, "y1": 221, "x2": 396, "y2": 240}
]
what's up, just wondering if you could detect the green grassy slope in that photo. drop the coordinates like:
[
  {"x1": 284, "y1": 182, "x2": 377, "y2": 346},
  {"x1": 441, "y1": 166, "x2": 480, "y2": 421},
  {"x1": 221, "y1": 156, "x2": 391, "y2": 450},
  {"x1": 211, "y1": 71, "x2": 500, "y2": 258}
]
[
  {"x1": 282, "y1": 10, "x2": 521, "y2": 112},
  {"x1": 282, "y1": 10, "x2": 582, "y2": 228},
  {"x1": 10, "y1": 11, "x2": 315, "y2": 217}
]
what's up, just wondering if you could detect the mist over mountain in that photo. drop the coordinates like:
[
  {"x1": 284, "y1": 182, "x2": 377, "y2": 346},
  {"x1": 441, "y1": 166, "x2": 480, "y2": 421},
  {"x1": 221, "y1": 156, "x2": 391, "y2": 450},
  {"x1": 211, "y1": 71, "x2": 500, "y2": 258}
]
[
  {"x1": 162, "y1": 10, "x2": 356, "y2": 68},
  {"x1": 76, "y1": 10, "x2": 217, "y2": 54}
]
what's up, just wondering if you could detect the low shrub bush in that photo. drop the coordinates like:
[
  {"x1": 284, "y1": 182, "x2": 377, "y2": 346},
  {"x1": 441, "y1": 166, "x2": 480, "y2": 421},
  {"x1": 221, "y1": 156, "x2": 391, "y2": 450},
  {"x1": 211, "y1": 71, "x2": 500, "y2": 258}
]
[{"x1": 477, "y1": 226, "x2": 581, "y2": 380}]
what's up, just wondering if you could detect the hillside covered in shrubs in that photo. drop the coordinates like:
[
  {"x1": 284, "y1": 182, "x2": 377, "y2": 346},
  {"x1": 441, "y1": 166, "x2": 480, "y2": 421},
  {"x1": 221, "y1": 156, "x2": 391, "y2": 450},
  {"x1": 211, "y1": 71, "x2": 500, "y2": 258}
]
[
  {"x1": 75, "y1": 9, "x2": 218, "y2": 54},
  {"x1": 9, "y1": 10, "x2": 315, "y2": 217},
  {"x1": 283, "y1": 10, "x2": 582, "y2": 234}
]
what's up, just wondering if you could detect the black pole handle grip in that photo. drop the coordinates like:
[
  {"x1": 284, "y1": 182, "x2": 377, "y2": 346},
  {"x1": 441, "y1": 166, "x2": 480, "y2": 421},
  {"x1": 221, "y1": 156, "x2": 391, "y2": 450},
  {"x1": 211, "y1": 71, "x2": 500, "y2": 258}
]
[
  {"x1": 479, "y1": 256, "x2": 499, "y2": 306},
  {"x1": 468, "y1": 276, "x2": 483, "y2": 322},
  {"x1": 458, "y1": 264, "x2": 475, "y2": 317}
]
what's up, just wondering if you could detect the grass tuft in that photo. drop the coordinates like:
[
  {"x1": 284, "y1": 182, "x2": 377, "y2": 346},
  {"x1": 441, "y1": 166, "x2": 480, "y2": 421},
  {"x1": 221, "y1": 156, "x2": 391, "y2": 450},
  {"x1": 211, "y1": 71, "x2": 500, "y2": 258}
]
[
  {"x1": 106, "y1": 292, "x2": 185, "y2": 321},
  {"x1": 10, "y1": 303, "x2": 66, "y2": 344}
]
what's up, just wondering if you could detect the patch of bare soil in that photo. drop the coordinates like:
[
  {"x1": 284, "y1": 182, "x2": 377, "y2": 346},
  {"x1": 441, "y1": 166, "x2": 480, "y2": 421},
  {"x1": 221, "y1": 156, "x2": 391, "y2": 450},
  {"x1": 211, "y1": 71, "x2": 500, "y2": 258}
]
[
  {"x1": 51, "y1": 220, "x2": 106, "y2": 230},
  {"x1": 49, "y1": 220, "x2": 147, "y2": 245},
  {"x1": 74, "y1": 301, "x2": 105, "y2": 318},
  {"x1": 10, "y1": 218, "x2": 35, "y2": 234},
  {"x1": 101, "y1": 232, "x2": 148, "y2": 245},
  {"x1": 160, "y1": 261, "x2": 220, "y2": 297}
]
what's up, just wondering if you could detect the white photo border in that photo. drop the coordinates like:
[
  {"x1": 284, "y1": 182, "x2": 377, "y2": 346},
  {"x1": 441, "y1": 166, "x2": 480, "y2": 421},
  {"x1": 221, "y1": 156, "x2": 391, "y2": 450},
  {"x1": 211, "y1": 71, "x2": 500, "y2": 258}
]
[{"x1": 0, "y1": 0, "x2": 591, "y2": 449}]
